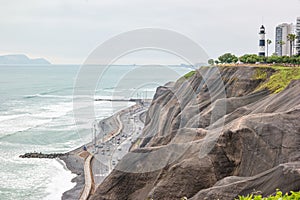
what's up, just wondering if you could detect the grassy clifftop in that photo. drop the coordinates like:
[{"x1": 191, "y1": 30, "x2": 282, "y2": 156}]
[
  {"x1": 181, "y1": 66, "x2": 300, "y2": 94},
  {"x1": 254, "y1": 66, "x2": 300, "y2": 93}
]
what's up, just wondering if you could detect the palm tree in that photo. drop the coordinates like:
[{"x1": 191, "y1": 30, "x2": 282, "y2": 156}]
[
  {"x1": 287, "y1": 34, "x2": 298, "y2": 57},
  {"x1": 278, "y1": 40, "x2": 285, "y2": 56},
  {"x1": 266, "y1": 39, "x2": 272, "y2": 58}
]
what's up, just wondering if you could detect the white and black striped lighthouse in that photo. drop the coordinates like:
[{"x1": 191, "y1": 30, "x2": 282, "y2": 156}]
[{"x1": 258, "y1": 25, "x2": 266, "y2": 57}]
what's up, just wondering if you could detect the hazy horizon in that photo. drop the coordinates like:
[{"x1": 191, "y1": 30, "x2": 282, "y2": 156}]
[{"x1": 1, "y1": 0, "x2": 300, "y2": 64}]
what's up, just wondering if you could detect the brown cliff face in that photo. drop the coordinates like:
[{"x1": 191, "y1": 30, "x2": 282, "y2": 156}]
[{"x1": 90, "y1": 66, "x2": 300, "y2": 200}]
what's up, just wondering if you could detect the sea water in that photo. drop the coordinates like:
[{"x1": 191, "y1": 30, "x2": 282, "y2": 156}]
[{"x1": 0, "y1": 64, "x2": 190, "y2": 200}]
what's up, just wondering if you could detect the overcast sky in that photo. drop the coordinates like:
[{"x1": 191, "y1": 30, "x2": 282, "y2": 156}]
[{"x1": 0, "y1": 0, "x2": 300, "y2": 64}]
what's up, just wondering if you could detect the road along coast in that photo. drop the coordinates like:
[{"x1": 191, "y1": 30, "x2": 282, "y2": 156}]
[{"x1": 61, "y1": 100, "x2": 150, "y2": 200}]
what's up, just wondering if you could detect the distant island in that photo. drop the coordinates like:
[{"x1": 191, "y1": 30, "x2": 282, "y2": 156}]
[{"x1": 0, "y1": 54, "x2": 51, "y2": 64}]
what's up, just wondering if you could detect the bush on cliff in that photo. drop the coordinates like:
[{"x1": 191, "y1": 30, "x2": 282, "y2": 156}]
[
  {"x1": 239, "y1": 54, "x2": 263, "y2": 64},
  {"x1": 218, "y1": 53, "x2": 238, "y2": 64},
  {"x1": 239, "y1": 54, "x2": 300, "y2": 65},
  {"x1": 236, "y1": 189, "x2": 300, "y2": 200}
]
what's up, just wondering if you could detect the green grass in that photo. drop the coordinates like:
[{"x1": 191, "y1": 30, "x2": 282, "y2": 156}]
[
  {"x1": 255, "y1": 67, "x2": 300, "y2": 93},
  {"x1": 253, "y1": 68, "x2": 268, "y2": 80},
  {"x1": 178, "y1": 66, "x2": 300, "y2": 94},
  {"x1": 183, "y1": 70, "x2": 196, "y2": 79},
  {"x1": 236, "y1": 189, "x2": 300, "y2": 200},
  {"x1": 176, "y1": 70, "x2": 196, "y2": 83}
]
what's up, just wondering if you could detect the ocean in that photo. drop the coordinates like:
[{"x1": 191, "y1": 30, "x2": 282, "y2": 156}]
[{"x1": 0, "y1": 64, "x2": 190, "y2": 200}]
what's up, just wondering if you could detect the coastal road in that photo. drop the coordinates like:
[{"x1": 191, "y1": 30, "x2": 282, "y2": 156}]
[
  {"x1": 91, "y1": 103, "x2": 147, "y2": 186},
  {"x1": 109, "y1": 109, "x2": 145, "y2": 170},
  {"x1": 79, "y1": 153, "x2": 93, "y2": 200}
]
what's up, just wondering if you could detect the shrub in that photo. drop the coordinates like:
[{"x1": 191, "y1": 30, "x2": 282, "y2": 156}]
[
  {"x1": 218, "y1": 53, "x2": 238, "y2": 64},
  {"x1": 239, "y1": 54, "x2": 263, "y2": 64},
  {"x1": 236, "y1": 189, "x2": 300, "y2": 200}
]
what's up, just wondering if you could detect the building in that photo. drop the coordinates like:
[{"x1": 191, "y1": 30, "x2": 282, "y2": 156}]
[
  {"x1": 295, "y1": 17, "x2": 300, "y2": 55},
  {"x1": 258, "y1": 25, "x2": 266, "y2": 57},
  {"x1": 275, "y1": 23, "x2": 294, "y2": 56}
]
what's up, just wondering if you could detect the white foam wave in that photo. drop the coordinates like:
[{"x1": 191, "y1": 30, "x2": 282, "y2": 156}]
[
  {"x1": 0, "y1": 102, "x2": 73, "y2": 138},
  {"x1": 25, "y1": 94, "x2": 73, "y2": 99},
  {"x1": 0, "y1": 114, "x2": 28, "y2": 123},
  {"x1": 44, "y1": 159, "x2": 76, "y2": 200}
]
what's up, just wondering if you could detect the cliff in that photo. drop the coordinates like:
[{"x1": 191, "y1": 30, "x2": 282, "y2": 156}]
[{"x1": 90, "y1": 66, "x2": 300, "y2": 200}]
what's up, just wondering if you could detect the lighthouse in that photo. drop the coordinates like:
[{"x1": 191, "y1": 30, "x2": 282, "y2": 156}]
[{"x1": 258, "y1": 25, "x2": 266, "y2": 57}]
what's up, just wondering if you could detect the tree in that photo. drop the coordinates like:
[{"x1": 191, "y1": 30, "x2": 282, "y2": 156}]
[
  {"x1": 266, "y1": 55, "x2": 280, "y2": 64},
  {"x1": 297, "y1": 56, "x2": 300, "y2": 65},
  {"x1": 239, "y1": 54, "x2": 262, "y2": 64},
  {"x1": 218, "y1": 53, "x2": 238, "y2": 64},
  {"x1": 282, "y1": 55, "x2": 290, "y2": 64},
  {"x1": 287, "y1": 34, "x2": 298, "y2": 57},
  {"x1": 289, "y1": 55, "x2": 298, "y2": 66},
  {"x1": 278, "y1": 40, "x2": 285, "y2": 56},
  {"x1": 208, "y1": 59, "x2": 214, "y2": 65},
  {"x1": 266, "y1": 39, "x2": 272, "y2": 58}
]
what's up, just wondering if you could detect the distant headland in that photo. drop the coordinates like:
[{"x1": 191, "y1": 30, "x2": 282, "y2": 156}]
[{"x1": 0, "y1": 54, "x2": 51, "y2": 65}]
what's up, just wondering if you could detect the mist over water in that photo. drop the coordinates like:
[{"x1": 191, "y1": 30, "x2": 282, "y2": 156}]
[{"x1": 0, "y1": 64, "x2": 190, "y2": 199}]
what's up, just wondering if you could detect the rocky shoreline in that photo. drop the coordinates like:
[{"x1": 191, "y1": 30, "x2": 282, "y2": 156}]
[{"x1": 60, "y1": 150, "x2": 86, "y2": 200}]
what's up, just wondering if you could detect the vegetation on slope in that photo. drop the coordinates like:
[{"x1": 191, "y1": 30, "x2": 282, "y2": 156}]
[
  {"x1": 236, "y1": 189, "x2": 300, "y2": 200},
  {"x1": 252, "y1": 67, "x2": 268, "y2": 80},
  {"x1": 183, "y1": 70, "x2": 196, "y2": 79},
  {"x1": 179, "y1": 66, "x2": 300, "y2": 94},
  {"x1": 177, "y1": 70, "x2": 196, "y2": 84},
  {"x1": 255, "y1": 66, "x2": 300, "y2": 93}
]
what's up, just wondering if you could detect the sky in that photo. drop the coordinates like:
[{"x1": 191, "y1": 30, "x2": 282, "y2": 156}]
[{"x1": 0, "y1": 0, "x2": 300, "y2": 64}]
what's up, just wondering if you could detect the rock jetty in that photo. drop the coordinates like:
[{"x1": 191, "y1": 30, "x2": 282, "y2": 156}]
[{"x1": 20, "y1": 152, "x2": 65, "y2": 159}]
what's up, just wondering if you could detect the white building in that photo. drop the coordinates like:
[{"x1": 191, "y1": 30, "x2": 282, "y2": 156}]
[
  {"x1": 295, "y1": 17, "x2": 300, "y2": 55},
  {"x1": 275, "y1": 23, "x2": 294, "y2": 56}
]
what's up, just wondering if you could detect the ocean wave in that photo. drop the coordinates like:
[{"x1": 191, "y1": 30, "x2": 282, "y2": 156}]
[
  {"x1": 43, "y1": 159, "x2": 76, "y2": 200},
  {"x1": 24, "y1": 87, "x2": 74, "y2": 99},
  {"x1": 38, "y1": 87, "x2": 74, "y2": 95},
  {"x1": 0, "y1": 102, "x2": 73, "y2": 139},
  {"x1": 0, "y1": 114, "x2": 29, "y2": 123},
  {"x1": 24, "y1": 94, "x2": 73, "y2": 99},
  {"x1": 0, "y1": 117, "x2": 53, "y2": 140}
]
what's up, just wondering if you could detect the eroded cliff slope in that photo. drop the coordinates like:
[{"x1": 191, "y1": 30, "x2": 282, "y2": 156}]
[{"x1": 90, "y1": 66, "x2": 300, "y2": 200}]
